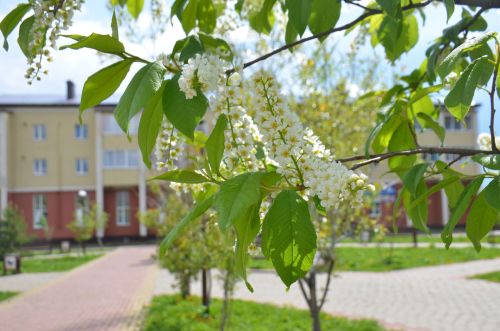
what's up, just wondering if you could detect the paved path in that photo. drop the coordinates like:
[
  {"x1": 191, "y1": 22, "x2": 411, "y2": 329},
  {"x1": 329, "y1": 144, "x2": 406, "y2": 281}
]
[
  {"x1": 0, "y1": 272, "x2": 62, "y2": 292},
  {"x1": 155, "y1": 258, "x2": 500, "y2": 331},
  {"x1": 0, "y1": 245, "x2": 157, "y2": 331}
]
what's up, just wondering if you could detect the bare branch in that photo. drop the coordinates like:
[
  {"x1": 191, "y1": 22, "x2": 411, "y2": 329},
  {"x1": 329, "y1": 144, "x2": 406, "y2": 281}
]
[
  {"x1": 298, "y1": 279, "x2": 312, "y2": 309},
  {"x1": 489, "y1": 43, "x2": 499, "y2": 152},
  {"x1": 334, "y1": 147, "x2": 500, "y2": 170},
  {"x1": 227, "y1": 1, "x2": 434, "y2": 75},
  {"x1": 318, "y1": 259, "x2": 335, "y2": 311}
]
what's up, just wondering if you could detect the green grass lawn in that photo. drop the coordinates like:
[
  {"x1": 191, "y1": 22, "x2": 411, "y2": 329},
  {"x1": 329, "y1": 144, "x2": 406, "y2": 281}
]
[
  {"x1": 1, "y1": 254, "x2": 103, "y2": 274},
  {"x1": 251, "y1": 247, "x2": 500, "y2": 272},
  {"x1": 472, "y1": 271, "x2": 500, "y2": 283},
  {"x1": 144, "y1": 295, "x2": 386, "y2": 331},
  {"x1": 343, "y1": 233, "x2": 495, "y2": 245},
  {"x1": 0, "y1": 291, "x2": 18, "y2": 302}
]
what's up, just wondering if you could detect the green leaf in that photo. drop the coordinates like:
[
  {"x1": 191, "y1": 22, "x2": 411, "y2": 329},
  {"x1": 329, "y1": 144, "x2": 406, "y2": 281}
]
[
  {"x1": 483, "y1": 177, "x2": 500, "y2": 212},
  {"x1": 233, "y1": 202, "x2": 261, "y2": 292},
  {"x1": 214, "y1": 172, "x2": 262, "y2": 231},
  {"x1": 472, "y1": 154, "x2": 500, "y2": 170},
  {"x1": 17, "y1": 15, "x2": 34, "y2": 58},
  {"x1": 438, "y1": 32, "x2": 496, "y2": 79},
  {"x1": 171, "y1": 0, "x2": 188, "y2": 18},
  {"x1": 409, "y1": 176, "x2": 461, "y2": 210},
  {"x1": 403, "y1": 182, "x2": 429, "y2": 233},
  {"x1": 376, "y1": 0, "x2": 401, "y2": 18},
  {"x1": 178, "y1": 36, "x2": 204, "y2": 62},
  {"x1": 441, "y1": 176, "x2": 484, "y2": 248},
  {"x1": 466, "y1": 191, "x2": 499, "y2": 252},
  {"x1": 127, "y1": 0, "x2": 144, "y2": 19},
  {"x1": 138, "y1": 82, "x2": 165, "y2": 168},
  {"x1": 308, "y1": 0, "x2": 341, "y2": 42},
  {"x1": 206, "y1": 114, "x2": 227, "y2": 176},
  {"x1": 262, "y1": 190, "x2": 316, "y2": 288},
  {"x1": 111, "y1": 10, "x2": 119, "y2": 40},
  {"x1": 435, "y1": 160, "x2": 465, "y2": 208},
  {"x1": 371, "y1": 113, "x2": 403, "y2": 154},
  {"x1": 285, "y1": 20, "x2": 298, "y2": 45},
  {"x1": 416, "y1": 113, "x2": 445, "y2": 144},
  {"x1": 163, "y1": 75, "x2": 208, "y2": 139},
  {"x1": 60, "y1": 33, "x2": 125, "y2": 55},
  {"x1": 444, "y1": 0, "x2": 455, "y2": 22},
  {"x1": 152, "y1": 169, "x2": 210, "y2": 183},
  {"x1": 249, "y1": 0, "x2": 277, "y2": 35},
  {"x1": 445, "y1": 56, "x2": 493, "y2": 121},
  {"x1": 114, "y1": 62, "x2": 165, "y2": 135},
  {"x1": 197, "y1": 0, "x2": 216, "y2": 33},
  {"x1": 285, "y1": 0, "x2": 312, "y2": 37},
  {"x1": 402, "y1": 163, "x2": 428, "y2": 195},
  {"x1": 388, "y1": 120, "x2": 417, "y2": 173},
  {"x1": 198, "y1": 33, "x2": 233, "y2": 61},
  {"x1": 0, "y1": 3, "x2": 30, "y2": 51},
  {"x1": 159, "y1": 194, "x2": 215, "y2": 256},
  {"x1": 80, "y1": 59, "x2": 133, "y2": 113},
  {"x1": 181, "y1": 0, "x2": 198, "y2": 33}
]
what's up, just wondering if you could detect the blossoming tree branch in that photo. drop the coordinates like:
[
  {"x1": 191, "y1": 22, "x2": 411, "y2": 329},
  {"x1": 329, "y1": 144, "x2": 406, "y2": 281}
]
[{"x1": 1, "y1": 0, "x2": 500, "y2": 289}]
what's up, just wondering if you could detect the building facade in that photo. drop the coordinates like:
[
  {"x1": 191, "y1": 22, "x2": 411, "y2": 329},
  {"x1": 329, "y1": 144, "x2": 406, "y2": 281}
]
[
  {"x1": 0, "y1": 82, "x2": 149, "y2": 240},
  {"x1": 0, "y1": 82, "x2": 483, "y2": 239}
]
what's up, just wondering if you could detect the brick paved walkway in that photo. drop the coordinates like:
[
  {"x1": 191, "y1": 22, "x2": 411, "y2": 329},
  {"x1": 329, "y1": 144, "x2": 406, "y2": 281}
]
[
  {"x1": 0, "y1": 245, "x2": 157, "y2": 331},
  {"x1": 154, "y1": 258, "x2": 500, "y2": 331}
]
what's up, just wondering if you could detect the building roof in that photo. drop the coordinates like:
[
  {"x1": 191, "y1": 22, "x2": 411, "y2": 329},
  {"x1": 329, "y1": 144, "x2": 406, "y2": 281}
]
[{"x1": 0, "y1": 95, "x2": 117, "y2": 109}]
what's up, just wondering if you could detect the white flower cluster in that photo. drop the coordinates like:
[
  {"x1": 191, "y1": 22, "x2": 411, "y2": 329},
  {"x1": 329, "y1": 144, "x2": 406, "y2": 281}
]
[
  {"x1": 248, "y1": 72, "x2": 374, "y2": 209},
  {"x1": 477, "y1": 133, "x2": 500, "y2": 151},
  {"x1": 178, "y1": 53, "x2": 227, "y2": 99},
  {"x1": 26, "y1": 0, "x2": 84, "y2": 82},
  {"x1": 155, "y1": 118, "x2": 183, "y2": 171},
  {"x1": 211, "y1": 83, "x2": 262, "y2": 173}
]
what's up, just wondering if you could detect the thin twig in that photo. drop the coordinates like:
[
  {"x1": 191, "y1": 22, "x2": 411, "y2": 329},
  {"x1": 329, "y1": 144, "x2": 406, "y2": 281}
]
[
  {"x1": 445, "y1": 155, "x2": 465, "y2": 169},
  {"x1": 226, "y1": 1, "x2": 434, "y2": 75},
  {"x1": 318, "y1": 259, "x2": 335, "y2": 311},
  {"x1": 336, "y1": 147, "x2": 500, "y2": 170},
  {"x1": 489, "y1": 43, "x2": 499, "y2": 151},
  {"x1": 298, "y1": 279, "x2": 312, "y2": 309}
]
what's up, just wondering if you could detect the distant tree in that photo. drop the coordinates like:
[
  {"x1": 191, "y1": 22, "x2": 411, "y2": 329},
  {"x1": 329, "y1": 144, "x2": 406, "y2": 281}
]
[
  {"x1": 0, "y1": 204, "x2": 29, "y2": 274},
  {"x1": 39, "y1": 217, "x2": 54, "y2": 254},
  {"x1": 67, "y1": 204, "x2": 106, "y2": 254}
]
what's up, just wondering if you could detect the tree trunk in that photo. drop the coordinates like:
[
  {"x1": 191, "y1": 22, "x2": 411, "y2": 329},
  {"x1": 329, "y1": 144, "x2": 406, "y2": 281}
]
[
  {"x1": 201, "y1": 267, "x2": 210, "y2": 315},
  {"x1": 307, "y1": 272, "x2": 322, "y2": 331},
  {"x1": 180, "y1": 274, "x2": 191, "y2": 298},
  {"x1": 81, "y1": 242, "x2": 86, "y2": 255}
]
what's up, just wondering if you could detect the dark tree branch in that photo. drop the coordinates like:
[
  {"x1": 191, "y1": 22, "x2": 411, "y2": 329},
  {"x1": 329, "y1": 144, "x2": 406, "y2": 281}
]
[
  {"x1": 227, "y1": 1, "x2": 434, "y2": 75},
  {"x1": 298, "y1": 279, "x2": 312, "y2": 308},
  {"x1": 489, "y1": 44, "x2": 499, "y2": 152},
  {"x1": 318, "y1": 259, "x2": 335, "y2": 311},
  {"x1": 452, "y1": 0, "x2": 500, "y2": 8},
  {"x1": 445, "y1": 154, "x2": 465, "y2": 169},
  {"x1": 334, "y1": 147, "x2": 500, "y2": 170}
]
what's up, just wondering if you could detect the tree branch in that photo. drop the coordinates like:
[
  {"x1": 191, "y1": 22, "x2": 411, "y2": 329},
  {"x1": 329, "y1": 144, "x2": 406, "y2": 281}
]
[
  {"x1": 298, "y1": 279, "x2": 312, "y2": 309},
  {"x1": 489, "y1": 43, "x2": 499, "y2": 152},
  {"x1": 452, "y1": 0, "x2": 500, "y2": 8},
  {"x1": 334, "y1": 147, "x2": 500, "y2": 170},
  {"x1": 227, "y1": 1, "x2": 434, "y2": 75},
  {"x1": 318, "y1": 259, "x2": 335, "y2": 311}
]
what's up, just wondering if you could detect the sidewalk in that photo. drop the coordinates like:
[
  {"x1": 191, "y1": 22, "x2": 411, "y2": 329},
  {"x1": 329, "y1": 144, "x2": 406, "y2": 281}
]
[
  {"x1": 0, "y1": 245, "x2": 157, "y2": 331},
  {"x1": 154, "y1": 258, "x2": 500, "y2": 331}
]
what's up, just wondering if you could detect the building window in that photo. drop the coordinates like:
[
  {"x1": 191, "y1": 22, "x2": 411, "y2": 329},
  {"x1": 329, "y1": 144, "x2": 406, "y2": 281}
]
[
  {"x1": 423, "y1": 153, "x2": 440, "y2": 162},
  {"x1": 75, "y1": 158, "x2": 88, "y2": 175},
  {"x1": 116, "y1": 191, "x2": 130, "y2": 226},
  {"x1": 103, "y1": 150, "x2": 139, "y2": 169},
  {"x1": 370, "y1": 200, "x2": 382, "y2": 218},
  {"x1": 33, "y1": 124, "x2": 46, "y2": 141},
  {"x1": 75, "y1": 124, "x2": 88, "y2": 140},
  {"x1": 33, "y1": 159, "x2": 47, "y2": 176},
  {"x1": 102, "y1": 114, "x2": 139, "y2": 135},
  {"x1": 443, "y1": 114, "x2": 472, "y2": 131},
  {"x1": 33, "y1": 194, "x2": 47, "y2": 229}
]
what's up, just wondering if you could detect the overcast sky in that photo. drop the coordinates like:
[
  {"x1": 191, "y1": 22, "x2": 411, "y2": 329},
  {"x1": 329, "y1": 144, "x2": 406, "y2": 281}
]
[{"x1": 0, "y1": 0, "x2": 498, "y2": 136}]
